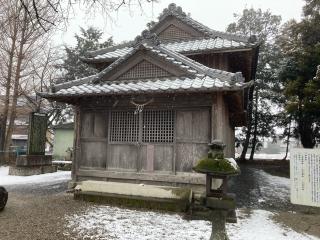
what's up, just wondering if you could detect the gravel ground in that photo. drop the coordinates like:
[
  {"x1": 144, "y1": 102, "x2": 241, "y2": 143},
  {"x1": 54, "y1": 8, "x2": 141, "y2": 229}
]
[
  {"x1": 0, "y1": 165, "x2": 319, "y2": 240},
  {"x1": 0, "y1": 181, "x2": 91, "y2": 240}
]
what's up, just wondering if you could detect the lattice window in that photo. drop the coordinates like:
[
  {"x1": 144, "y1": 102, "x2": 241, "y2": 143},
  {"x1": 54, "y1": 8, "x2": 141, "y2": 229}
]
[
  {"x1": 109, "y1": 110, "x2": 174, "y2": 143},
  {"x1": 142, "y1": 110, "x2": 174, "y2": 143},
  {"x1": 159, "y1": 24, "x2": 193, "y2": 41},
  {"x1": 109, "y1": 111, "x2": 139, "y2": 142},
  {"x1": 118, "y1": 60, "x2": 170, "y2": 80}
]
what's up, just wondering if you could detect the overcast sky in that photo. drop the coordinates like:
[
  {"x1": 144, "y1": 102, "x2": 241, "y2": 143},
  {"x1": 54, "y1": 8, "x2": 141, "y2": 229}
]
[{"x1": 55, "y1": 0, "x2": 305, "y2": 46}]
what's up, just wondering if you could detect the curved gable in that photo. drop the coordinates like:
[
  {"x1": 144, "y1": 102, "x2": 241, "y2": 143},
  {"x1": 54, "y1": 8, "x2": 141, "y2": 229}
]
[
  {"x1": 152, "y1": 16, "x2": 205, "y2": 42},
  {"x1": 117, "y1": 60, "x2": 171, "y2": 80}
]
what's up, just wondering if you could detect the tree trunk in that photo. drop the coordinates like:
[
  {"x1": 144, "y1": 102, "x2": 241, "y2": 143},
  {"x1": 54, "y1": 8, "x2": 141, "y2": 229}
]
[
  {"x1": 299, "y1": 121, "x2": 315, "y2": 148},
  {"x1": 297, "y1": 98, "x2": 315, "y2": 148},
  {"x1": 0, "y1": 23, "x2": 18, "y2": 151},
  {"x1": 249, "y1": 89, "x2": 259, "y2": 161},
  {"x1": 239, "y1": 84, "x2": 255, "y2": 162},
  {"x1": 282, "y1": 120, "x2": 291, "y2": 160},
  {"x1": 4, "y1": 11, "x2": 27, "y2": 152}
]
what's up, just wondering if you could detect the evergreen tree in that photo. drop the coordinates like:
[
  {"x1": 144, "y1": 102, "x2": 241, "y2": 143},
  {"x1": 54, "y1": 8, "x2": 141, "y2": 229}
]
[
  {"x1": 227, "y1": 8, "x2": 282, "y2": 161},
  {"x1": 58, "y1": 27, "x2": 113, "y2": 82},
  {"x1": 278, "y1": 0, "x2": 320, "y2": 148},
  {"x1": 53, "y1": 27, "x2": 114, "y2": 125}
]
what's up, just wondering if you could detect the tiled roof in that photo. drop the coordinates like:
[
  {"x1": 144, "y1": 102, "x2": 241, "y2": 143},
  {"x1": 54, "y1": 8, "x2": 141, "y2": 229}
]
[
  {"x1": 40, "y1": 76, "x2": 252, "y2": 99},
  {"x1": 94, "y1": 38, "x2": 242, "y2": 83},
  {"x1": 83, "y1": 3, "x2": 258, "y2": 63},
  {"x1": 86, "y1": 37, "x2": 254, "y2": 62},
  {"x1": 58, "y1": 32, "x2": 244, "y2": 89},
  {"x1": 41, "y1": 31, "x2": 250, "y2": 100}
]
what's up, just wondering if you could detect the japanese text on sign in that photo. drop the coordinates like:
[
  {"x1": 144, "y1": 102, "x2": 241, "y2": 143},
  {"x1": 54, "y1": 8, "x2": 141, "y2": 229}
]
[{"x1": 290, "y1": 148, "x2": 320, "y2": 207}]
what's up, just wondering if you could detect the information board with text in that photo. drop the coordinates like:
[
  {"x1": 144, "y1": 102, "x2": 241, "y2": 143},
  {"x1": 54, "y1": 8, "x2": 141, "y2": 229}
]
[{"x1": 290, "y1": 148, "x2": 320, "y2": 207}]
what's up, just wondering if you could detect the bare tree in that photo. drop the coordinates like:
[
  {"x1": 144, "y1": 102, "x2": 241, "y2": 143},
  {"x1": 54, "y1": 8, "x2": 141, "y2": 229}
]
[
  {"x1": 18, "y1": 0, "x2": 157, "y2": 31},
  {"x1": 0, "y1": 0, "x2": 59, "y2": 152}
]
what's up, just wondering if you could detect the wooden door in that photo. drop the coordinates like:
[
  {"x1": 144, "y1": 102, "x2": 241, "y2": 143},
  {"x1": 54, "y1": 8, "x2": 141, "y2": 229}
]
[
  {"x1": 80, "y1": 111, "x2": 108, "y2": 169},
  {"x1": 140, "y1": 109, "x2": 174, "y2": 173},
  {"x1": 175, "y1": 109, "x2": 210, "y2": 172}
]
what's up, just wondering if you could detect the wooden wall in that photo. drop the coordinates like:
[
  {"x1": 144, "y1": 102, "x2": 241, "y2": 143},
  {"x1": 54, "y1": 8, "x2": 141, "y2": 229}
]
[
  {"x1": 189, "y1": 50, "x2": 253, "y2": 82},
  {"x1": 72, "y1": 93, "x2": 235, "y2": 183}
]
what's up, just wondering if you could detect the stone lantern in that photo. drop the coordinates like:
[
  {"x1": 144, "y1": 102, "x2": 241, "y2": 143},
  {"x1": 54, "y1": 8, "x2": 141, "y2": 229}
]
[
  {"x1": 193, "y1": 140, "x2": 239, "y2": 198},
  {"x1": 193, "y1": 140, "x2": 240, "y2": 240}
]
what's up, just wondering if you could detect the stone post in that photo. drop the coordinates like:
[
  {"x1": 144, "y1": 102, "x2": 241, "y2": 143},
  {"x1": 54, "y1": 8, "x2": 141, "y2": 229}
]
[{"x1": 209, "y1": 210, "x2": 229, "y2": 240}]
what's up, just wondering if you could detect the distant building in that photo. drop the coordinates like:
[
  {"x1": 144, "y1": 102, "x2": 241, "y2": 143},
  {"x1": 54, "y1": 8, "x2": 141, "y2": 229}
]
[{"x1": 52, "y1": 123, "x2": 74, "y2": 160}]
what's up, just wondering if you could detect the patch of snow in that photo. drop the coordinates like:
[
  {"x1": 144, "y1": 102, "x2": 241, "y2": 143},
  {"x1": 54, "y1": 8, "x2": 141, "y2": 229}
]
[
  {"x1": 226, "y1": 158, "x2": 239, "y2": 170},
  {"x1": 52, "y1": 160, "x2": 72, "y2": 164},
  {"x1": 258, "y1": 169, "x2": 290, "y2": 202},
  {"x1": 65, "y1": 206, "x2": 318, "y2": 240},
  {"x1": 0, "y1": 166, "x2": 71, "y2": 186},
  {"x1": 244, "y1": 153, "x2": 290, "y2": 160},
  {"x1": 65, "y1": 205, "x2": 210, "y2": 240},
  {"x1": 235, "y1": 151, "x2": 290, "y2": 160},
  {"x1": 228, "y1": 210, "x2": 318, "y2": 240}
]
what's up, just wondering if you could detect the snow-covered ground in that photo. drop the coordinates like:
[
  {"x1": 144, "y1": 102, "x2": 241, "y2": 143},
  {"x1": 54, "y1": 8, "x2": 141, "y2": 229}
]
[
  {"x1": 252, "y1": 153, "x2": 290, "y2": 160},
  {"x1": 242, "y1": 153, "x2": 289, "y2": 160},
  {"x1": 64, "y1": 206, "x2": 318, "y2": 240},
  {"x1": 0, "y1": 166, "x2": 71, "y2": 186},
  {"x1": 1, "y1": 165, "x2": 318, "y2": 240},
  {"x1": 257, "y1": 168, "x2": 290, "y2": 204}
]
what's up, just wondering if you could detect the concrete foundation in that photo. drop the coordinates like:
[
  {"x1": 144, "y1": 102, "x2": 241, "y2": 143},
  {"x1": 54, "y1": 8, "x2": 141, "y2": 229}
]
[{"x1": 74, "y1": 180, "x2": 192, "y2": 212}]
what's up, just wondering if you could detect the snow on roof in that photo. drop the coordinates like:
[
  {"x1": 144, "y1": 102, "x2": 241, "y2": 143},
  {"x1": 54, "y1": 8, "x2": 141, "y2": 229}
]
[
  {"x1": 87, "y1": 37, "x2": 255, "y2": 62},
  {"x1": 40, "y1": 33, "x2": 249, "y2": 100},
  {"x1": 83, "y1": 3, "x2": 258, "y2": 62},
  {"x1": 41, "y1": 76, "x2": 252, "y2": 99}
]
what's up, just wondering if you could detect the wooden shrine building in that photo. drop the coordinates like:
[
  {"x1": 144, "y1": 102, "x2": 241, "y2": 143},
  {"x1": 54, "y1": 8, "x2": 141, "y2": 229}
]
[{"x1": 40, "y1": 3, "x2": 259, "y2": 186}]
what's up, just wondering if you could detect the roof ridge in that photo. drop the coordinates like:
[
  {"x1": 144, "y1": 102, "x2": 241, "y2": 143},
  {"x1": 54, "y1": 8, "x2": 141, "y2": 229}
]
[
  {"x1": 54, "y1": 75, "x2": 97, "y2": 92},
  {"x1": 85, "y1": 41, "x2": 134, "y2": 58},
  {"x1": 154, "y1": 3, "x2": 252, "y2": 43}
]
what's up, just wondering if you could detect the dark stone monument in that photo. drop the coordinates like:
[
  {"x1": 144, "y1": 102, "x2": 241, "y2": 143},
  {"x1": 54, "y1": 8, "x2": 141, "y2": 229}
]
[
  {"x1": 9, "y1": 112, "x2": 56, "y2": 176},
  {"x1": 193, "y1": 140, "x2": 240, "y2": 240}
]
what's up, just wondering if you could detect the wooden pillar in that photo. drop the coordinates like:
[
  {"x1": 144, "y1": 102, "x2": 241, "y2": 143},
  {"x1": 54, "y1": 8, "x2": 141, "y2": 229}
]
[
  {"x1": 211, "y1": 92, "x2": 225, "y2": 142},
  {"x1": 211, "y1": 94, "x2": 217, "y2": 141},
  {"x1": 212, "y1": 92, "x2": 234, "y2": 157},
  {"x1": 72, "y1": 106, "x2": 81, "y2": 181}
]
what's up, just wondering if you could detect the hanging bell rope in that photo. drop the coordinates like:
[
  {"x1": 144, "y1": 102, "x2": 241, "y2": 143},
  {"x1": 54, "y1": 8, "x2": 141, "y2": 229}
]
[{"x1": 130, "y1": 98, "x2": 154, "y2": 114}]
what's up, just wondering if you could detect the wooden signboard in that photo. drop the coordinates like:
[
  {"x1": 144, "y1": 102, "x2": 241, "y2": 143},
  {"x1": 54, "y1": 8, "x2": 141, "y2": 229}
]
[
  {"x1": 290, "y1": 148, "x2": 320, "y2": 207},
  {"x1": 27, "y1": 112, "x2": 48, "y2": 155}
]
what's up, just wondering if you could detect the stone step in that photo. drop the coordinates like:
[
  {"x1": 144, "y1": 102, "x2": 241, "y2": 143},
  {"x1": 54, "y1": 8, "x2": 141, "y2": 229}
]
[{"x1": 74, "y1": 180, "x2": 192, "y2": 212}]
